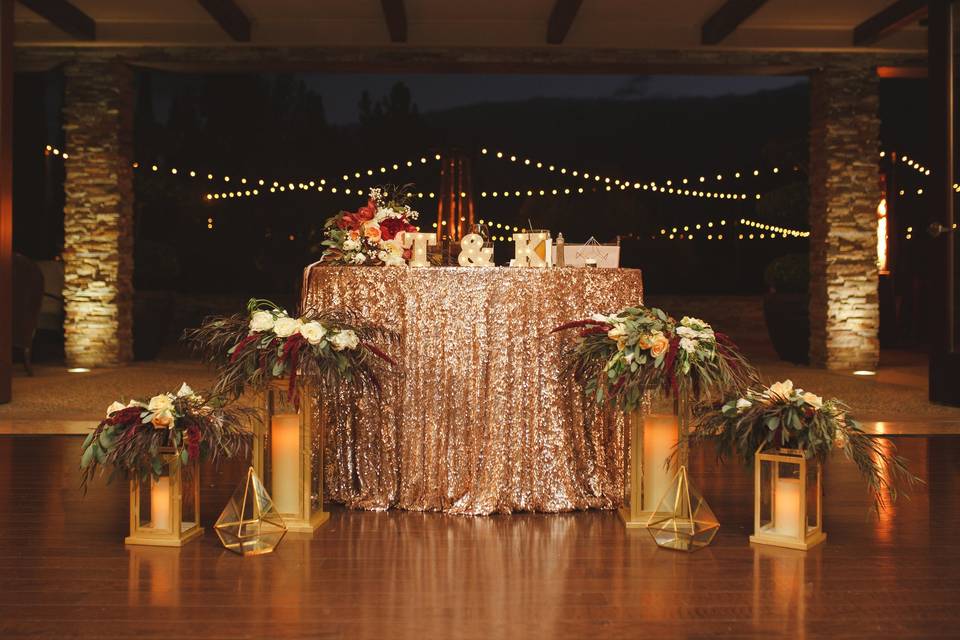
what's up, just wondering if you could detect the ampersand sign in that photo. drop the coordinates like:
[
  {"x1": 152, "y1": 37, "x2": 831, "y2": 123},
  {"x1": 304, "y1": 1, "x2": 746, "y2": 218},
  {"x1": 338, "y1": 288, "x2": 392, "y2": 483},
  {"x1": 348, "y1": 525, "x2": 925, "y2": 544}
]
[{"x1": 457, "y1": 233, "x2": 494, "y2": 267}]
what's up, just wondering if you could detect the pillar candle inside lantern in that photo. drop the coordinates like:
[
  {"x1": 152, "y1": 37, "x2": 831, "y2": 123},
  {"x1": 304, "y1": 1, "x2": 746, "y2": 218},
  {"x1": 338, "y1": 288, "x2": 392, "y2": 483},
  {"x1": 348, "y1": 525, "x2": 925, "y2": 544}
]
[
  {"x1": 774, "y1": 476, "x2": 801, "y2": 538},
  {"x1": 643, "y1": 415, "x2": 678, "y2": 511},
  {"x1": 271, "y1": 415, "x2": 301, "y2": 514},
  {"x1": 150, "y1": 476, "x2": 170, "y2": 531}
]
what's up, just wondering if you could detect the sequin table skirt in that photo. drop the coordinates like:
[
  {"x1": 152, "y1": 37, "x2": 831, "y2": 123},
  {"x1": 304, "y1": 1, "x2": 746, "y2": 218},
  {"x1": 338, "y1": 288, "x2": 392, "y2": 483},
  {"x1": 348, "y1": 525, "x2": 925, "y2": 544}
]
[{"x1": 301, "y1": 265, "x2": 644, "y2": 515}]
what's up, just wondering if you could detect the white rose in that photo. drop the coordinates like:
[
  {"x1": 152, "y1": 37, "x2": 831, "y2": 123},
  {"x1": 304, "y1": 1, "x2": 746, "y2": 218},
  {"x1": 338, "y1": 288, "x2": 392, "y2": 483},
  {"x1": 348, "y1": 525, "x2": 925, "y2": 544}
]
[
  {"x1": 679, "y1": 337, "x2": 697, "y2": 353},
  {"x1": 273, "y1": 316, "x2": 302, "y2": 338},
  {"x1": 176, "y1": 382, "x2": 194, "y2": 398},
  {"x1": 352, "y1": 252, "x2": 367, "y2": 265},
  {"x1": 767, "y1": 380, "x2": 795, "y2": 401},
  {"x1": 249, "y1": 310, "x2": 275, "y2": 333},
  {"x1": 736, "y1": 398, "x2": 752, "y2": 413},
  {"x1": 802, "y1": 392, "x2": 823, "y2": 410},
  {"x1": 676, "y1": 326, "x2": 698, "y2": 338},
  {"x1": 106, "y1": 401, "x2": 127, "y2": 417},
  {"x1": 329, "y1": 329, "x2": 360, "y2": 351},
  {"x1": 379, "y1": 251, "x2": 406, "y2": 266},
  {"x1": 342, "y1": 238, "x2": 360, "y2": 251},
  {"x1": 147, "y1": 393, "x2": 174, "y2": 414},
  {"x1": 299, "y1": 321, "x2": 327, "y2": 345},
  {"x1": 607, "y1": 324, "x2": 627, "y2": 341}
]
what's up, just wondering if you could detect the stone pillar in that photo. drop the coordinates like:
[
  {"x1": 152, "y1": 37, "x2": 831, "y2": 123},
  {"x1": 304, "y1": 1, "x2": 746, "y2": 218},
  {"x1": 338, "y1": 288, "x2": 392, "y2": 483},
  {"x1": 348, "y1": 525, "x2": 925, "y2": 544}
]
[
  {"x1": 808, "y1": 65, "x2": 880, "y2": 370},
  {"x1": 62, "y1": 60, "x2": 135, "y2": 367}
]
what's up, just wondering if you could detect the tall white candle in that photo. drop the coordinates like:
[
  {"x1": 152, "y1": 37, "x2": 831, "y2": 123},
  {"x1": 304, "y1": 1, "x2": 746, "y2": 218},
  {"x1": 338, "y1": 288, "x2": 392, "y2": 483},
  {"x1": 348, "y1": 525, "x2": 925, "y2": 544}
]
[
  {"x1": 150, "y1": 476, "x2": 170, "y2": 531},
  {"x1": 643, "y1": 415, "x2": 679, "y2": 511},
  {"x1": 774, "y1": 476, "x2": 801, "y2": 538},
  {"x1": 271, "y1": 415, "x2": 301, "y2": 515}
]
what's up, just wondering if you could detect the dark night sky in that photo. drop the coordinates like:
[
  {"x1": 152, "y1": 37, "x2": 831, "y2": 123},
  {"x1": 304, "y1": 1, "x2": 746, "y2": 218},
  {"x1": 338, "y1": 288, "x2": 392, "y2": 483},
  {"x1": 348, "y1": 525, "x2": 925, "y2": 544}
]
[{"x1": 150, "y1": 73, "x2": 807, "y2": 125}]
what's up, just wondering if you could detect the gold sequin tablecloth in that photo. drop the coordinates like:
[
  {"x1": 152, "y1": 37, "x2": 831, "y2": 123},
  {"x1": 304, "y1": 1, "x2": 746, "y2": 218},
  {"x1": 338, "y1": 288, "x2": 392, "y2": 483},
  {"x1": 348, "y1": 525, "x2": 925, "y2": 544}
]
[{"x1": 301, "y1": 265, "x2": 644, "y2": 515}]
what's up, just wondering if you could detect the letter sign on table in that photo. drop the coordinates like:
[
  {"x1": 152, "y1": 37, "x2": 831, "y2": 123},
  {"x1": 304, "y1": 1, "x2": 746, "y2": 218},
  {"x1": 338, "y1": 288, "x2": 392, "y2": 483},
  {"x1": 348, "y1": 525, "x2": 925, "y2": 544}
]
[
  {"x1": 401, "y1": 232, "x2": 437, "y2": 267},
  {"x1": 458, "y1": 233, "x2": 494, "y2": 267},
  {"x1": 511, "y1": 232, "x2": 550, "y2": 268}
]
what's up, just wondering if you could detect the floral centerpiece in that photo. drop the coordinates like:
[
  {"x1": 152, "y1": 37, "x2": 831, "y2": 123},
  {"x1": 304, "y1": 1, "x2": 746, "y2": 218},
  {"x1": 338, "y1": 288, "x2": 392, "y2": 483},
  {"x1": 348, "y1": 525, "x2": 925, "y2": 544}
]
[
  {"x1": 80, "y1": 383, "x2": 252, "y2": 489},
  {"x1": 692, "y1": 379, "x2": 919, "y2": 511},
  {"x1": 320, "y1": 186, "x2": 419, "y2": 266},
  {"x1": 553, "y1": 306, "x2": 757, "y2": 412},
  {"x1": 184, "y1": 298, "x2": 395, "y2": 407}
]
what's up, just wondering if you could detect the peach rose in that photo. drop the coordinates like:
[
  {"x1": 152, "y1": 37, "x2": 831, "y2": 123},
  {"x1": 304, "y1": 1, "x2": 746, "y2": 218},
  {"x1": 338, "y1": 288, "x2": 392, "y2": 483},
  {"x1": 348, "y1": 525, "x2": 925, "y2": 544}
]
[
  {"x1": 637, "y1": 333, "x2": 653, "y2": 350},
  {"x1": 649, "y1": 334, "x2": 670, "y2": 358}
]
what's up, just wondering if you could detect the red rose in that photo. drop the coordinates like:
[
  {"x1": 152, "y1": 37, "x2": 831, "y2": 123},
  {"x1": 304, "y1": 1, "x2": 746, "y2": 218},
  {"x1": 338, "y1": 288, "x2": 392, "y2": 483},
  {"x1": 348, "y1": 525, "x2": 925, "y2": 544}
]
[
  {"x1": 380, "y1": 217, "x2": 406, "y2": 240},
  {"x1": 356, "y1": 198, "x2": 377, "y2": 223}
]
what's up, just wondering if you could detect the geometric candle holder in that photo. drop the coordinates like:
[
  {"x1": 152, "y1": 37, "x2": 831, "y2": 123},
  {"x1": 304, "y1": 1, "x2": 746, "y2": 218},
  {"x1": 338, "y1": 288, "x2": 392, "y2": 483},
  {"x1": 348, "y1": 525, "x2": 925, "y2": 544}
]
[
  {"x1": 124, "y1": 446, "x2": 203, "y2": 547},
  {"x1": 645, "y1": 465, "x2": 720, "y2": 552},
  {"x1": 749, "y1": 448, "x2": 826, "y2": 551},
  {"x1": 619, "y1": 394, "x2": 687, "y2": 529},
  {"x1": 252, "y1": 379, "x2": 330, "y2": 534},
  {"x1": 214, "y1": 466, "x2": 287, "y2": 555}
]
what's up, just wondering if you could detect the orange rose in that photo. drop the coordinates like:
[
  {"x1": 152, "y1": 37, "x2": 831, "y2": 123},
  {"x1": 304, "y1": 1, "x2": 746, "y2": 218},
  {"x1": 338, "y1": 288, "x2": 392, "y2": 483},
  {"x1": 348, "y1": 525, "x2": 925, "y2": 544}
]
[
  {"x1": 637, "y1": 333, "x2": 653, "y2": 350},
  {"x1": 364, "y1": 223, "x2": 382, "y2": 243}
]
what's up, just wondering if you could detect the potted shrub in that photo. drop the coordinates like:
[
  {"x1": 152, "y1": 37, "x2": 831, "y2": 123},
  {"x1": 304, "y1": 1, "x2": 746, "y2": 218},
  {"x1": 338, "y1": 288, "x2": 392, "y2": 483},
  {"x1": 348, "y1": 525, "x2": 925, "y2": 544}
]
[{"x1": 763, "y1": 253, "x2": 809, "y2": 364}]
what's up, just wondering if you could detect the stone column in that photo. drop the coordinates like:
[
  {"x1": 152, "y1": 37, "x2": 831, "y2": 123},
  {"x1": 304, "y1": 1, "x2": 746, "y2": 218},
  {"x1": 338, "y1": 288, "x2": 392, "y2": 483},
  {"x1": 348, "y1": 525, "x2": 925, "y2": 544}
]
[
  {"x1": 62, "y1": 60, "x2": 135, "y2": 367},
  {"x1": 808, "y1": 65, "x2": 880, "y2": 370}
]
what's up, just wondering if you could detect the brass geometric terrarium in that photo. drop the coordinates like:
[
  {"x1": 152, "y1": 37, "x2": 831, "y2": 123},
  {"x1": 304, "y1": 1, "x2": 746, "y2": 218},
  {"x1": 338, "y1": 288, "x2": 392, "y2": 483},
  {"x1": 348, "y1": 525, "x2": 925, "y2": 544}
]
[
  {"x1": 251, "y1": 379, "x2": 329, "y2": 534},
  {"x1": 749, "y1": 447, "x2": 826, "y2": 551},
  {"x1": 645, "y1": 465, "x2": 720, "y2": 552},
  {"x1": 124, "y1": 446, "x2": 203, "y2": 547},
  {"x1": 215, "y1": 466, "x2": 287, "y2": 555}
]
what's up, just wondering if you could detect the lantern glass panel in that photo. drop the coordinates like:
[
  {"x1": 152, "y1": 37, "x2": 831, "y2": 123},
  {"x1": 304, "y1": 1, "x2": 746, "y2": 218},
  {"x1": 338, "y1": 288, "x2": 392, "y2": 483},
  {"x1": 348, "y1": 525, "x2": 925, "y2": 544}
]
[
  {"x1": 805, "y1": 460, "x2": 819, "y2": 532},
  {"x1": 137, "y1": 471, "x2": 167, "y2": 532},
  {"x1": 758, "y1": 457, "x2": 773, "y2": 531},
  {"x1": 310, "y1": 422, "x2": 323, "y2": 513},
  {"x1": 774, "y1": 460, "x2": 802, "y2": 538},
  {"x1": 180, "y1": 466, "x2": 199, "y2": 533}
]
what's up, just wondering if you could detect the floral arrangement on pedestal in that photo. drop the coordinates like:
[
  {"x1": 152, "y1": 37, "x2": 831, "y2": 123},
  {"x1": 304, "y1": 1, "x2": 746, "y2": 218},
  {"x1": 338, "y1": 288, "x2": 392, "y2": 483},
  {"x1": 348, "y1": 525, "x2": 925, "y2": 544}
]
[
  {"x1": 691, "y1": 379, "x2": 919, "y2": 511},
  {"x1": 320, "y1": 186, "x2": 419, "y2": 266},
  {"x1": 184, "y1": 298, "x2": 395, "y2": 407},
  {"x1": 80, "y1": 383, "x2": 252, "y2": 489},
  {"x1": 553, "y1": 305, "x2": 758, "y2": 412}
]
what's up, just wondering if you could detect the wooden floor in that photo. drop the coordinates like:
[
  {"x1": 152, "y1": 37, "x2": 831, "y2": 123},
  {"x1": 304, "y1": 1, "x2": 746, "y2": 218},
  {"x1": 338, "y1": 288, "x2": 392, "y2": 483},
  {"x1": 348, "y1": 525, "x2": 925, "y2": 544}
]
[{"x1": 1, "y1": 435, "x2": 958, "y2": 639}]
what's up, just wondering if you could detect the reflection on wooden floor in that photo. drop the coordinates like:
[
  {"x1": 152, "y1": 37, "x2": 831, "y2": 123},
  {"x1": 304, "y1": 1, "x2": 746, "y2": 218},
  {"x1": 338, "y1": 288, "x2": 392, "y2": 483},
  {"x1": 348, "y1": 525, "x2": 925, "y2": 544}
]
[{"x1": 0, "y1": 435, "x2": 958, "y2": 638}]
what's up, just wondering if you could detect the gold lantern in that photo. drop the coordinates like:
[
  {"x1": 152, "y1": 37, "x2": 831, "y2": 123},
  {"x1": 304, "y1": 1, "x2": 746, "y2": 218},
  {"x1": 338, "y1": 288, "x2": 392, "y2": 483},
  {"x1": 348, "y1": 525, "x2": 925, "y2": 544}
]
[
  {"x1": 252, "y1": 379, "x2": 329, "y2": 534},
  {"x1": 749, "y1": 448, "x2": 826, "y2": 551},
  {"x1": 124, "y1": 446, "x2": 202, "y2": 547},
  {"x1": 619, "y1": 395, "x2": 688, "y2": 528}
]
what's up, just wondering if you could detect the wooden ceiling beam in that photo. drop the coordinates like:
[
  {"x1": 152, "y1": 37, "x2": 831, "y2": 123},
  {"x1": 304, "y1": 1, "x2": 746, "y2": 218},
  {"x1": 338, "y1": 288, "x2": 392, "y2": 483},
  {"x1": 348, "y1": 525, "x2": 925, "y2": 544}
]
[
  {"x1": 853, "y1": 0, "x2": 927, "y2": 47},
  {"x1": 18, "y1": 0, "x2": 94, "y2": 40},
  {"x1": 380, "y1": 0, "x2": 407, "y2": 43},
  {"x1": 197, "y1": 0, "x2": 251, "y2": 42},
  {"x1": 701, "y1": 0, "x2": 768, "y2": 45},
  {"x1": 547, "y1": 0, "x2": 582, "y2": 45}
]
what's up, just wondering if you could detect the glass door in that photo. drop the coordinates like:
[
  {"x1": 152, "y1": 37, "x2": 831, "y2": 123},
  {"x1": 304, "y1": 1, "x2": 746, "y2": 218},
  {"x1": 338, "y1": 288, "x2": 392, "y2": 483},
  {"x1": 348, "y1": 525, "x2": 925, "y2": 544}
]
[{"x1": 928, "y1": 1, "x2": 960, "y2": 405}]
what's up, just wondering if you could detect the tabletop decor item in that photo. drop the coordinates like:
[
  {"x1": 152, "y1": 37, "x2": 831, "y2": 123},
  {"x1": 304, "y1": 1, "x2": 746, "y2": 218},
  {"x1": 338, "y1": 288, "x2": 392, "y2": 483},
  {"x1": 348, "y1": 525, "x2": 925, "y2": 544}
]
[
  {"x1": 645, "y1": 465, "x2": 720, "y2": 552},
  {"x1": 692, "y1": 379, "x2": 920, "y2": 550},
  {"x1": 319, "y1": 185, "x2": 419, "y2": 266},
  {"x1": 185, "y1": 298, "x2": 395, "y2": 532},
  {"x1": 79, "y1": 383, "x2": 252, "y2": 546},
  {"x1": 215, "y1": 466, "x2": 287, "y2": 556},
  {"x1": 554, "y1": 306, "x2": 758, "y2": 534}
]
